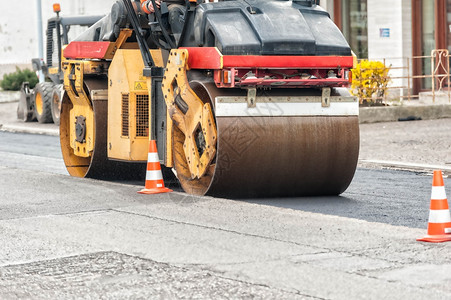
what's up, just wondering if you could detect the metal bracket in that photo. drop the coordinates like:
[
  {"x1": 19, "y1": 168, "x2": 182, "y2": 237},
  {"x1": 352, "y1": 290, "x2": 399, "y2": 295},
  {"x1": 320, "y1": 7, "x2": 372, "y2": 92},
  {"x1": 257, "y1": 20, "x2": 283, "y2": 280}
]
[
  {"x1": 161, "y1": 49, "x2": 217, "y2": 179},
  {"x1": 247, "y1": 87, "x2": 257, "y2": 108},
  {"x1": 322, "y1": 87, "x2": 331, "y2": 107},
  {"x1": 75, "y1": 116, "x2": 86, "y2": 143},
  {"x1": 143, "y1": 67, "x2": 165, "y2": 78}
]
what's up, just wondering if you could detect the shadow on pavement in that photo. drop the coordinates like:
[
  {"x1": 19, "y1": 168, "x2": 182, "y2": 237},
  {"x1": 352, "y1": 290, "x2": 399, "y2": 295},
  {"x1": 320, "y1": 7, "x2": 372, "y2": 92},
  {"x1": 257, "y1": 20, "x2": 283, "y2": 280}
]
[{"x1": 245, "y1": 195, "x2": 359, "y2": 216}]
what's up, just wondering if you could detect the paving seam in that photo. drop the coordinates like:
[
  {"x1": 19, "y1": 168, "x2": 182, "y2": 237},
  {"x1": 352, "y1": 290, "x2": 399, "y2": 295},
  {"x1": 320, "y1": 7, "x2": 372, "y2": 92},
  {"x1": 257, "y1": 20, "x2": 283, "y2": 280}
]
[
  {"x1": 112, "y1": 208, "x2": 333, "y2": 251},
  {"x1": 0, "y1": 209, "x2": 113, "y2": 222},
  {"x1": 111, "y1": 207, "x2": 423, "y2": 267}
]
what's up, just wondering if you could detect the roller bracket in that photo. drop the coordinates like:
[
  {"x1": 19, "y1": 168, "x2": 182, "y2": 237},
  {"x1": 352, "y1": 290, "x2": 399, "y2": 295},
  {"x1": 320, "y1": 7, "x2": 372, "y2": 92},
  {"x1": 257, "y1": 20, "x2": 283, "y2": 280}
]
[
  {"x1": 247, "y1": 87, "x2": 257, "y2": 108},
  {"x1": 322, "y1": 87, "x2": 331, "y2": 107},
  {"x1": 63, "y1": 60, "x2": 95, "y2": 157},
  {"x1": 161, "y1": 49, "x2": 217, "y2": 178}
]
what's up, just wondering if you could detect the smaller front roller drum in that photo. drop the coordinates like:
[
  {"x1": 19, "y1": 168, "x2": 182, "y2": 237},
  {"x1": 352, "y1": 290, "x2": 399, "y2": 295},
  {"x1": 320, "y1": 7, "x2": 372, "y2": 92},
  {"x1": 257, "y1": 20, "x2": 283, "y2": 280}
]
[{"x1": 60, "y1": 79, "x2": 146, "y2": 180}]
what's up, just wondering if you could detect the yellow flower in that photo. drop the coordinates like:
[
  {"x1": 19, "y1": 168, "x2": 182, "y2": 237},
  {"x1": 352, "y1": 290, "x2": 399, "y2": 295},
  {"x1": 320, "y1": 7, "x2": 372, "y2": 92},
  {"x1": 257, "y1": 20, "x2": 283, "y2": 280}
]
[{"x1": 351, "y1": 60, "x2": 391, "y2": 105}]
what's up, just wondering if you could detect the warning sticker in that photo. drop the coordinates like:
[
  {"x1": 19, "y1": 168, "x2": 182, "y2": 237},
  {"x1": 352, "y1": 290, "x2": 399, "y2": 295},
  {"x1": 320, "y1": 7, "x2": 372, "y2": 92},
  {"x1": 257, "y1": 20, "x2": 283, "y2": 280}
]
[{"x1": 134, "y1": 81, "x2": 148, "y2": 90}]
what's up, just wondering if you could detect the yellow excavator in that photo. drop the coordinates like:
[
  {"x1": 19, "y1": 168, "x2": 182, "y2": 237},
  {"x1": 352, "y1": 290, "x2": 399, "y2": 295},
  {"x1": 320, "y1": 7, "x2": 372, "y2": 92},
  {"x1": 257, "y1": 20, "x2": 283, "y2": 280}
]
[
  {"x1": 17, "y1": 4, "x2": 103, "y2": 125},
  {"x1": 60, "y1": 0, "x2": 359, "y2": 197}
]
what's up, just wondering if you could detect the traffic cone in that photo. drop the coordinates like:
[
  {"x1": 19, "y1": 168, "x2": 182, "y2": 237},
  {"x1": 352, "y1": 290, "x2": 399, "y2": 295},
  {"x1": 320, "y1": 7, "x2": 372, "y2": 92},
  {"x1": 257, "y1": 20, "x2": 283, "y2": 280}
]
[
  {"x1": 138, "y1": 140, "x2": 173, "y2": 194},
  {"x1": 417, "y1": 170, "x2": 451, "y2": 243}
]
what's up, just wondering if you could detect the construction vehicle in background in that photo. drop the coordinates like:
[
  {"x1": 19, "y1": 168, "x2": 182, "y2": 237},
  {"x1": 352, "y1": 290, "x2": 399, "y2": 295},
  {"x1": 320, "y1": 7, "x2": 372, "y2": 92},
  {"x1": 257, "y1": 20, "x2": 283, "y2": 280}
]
[
  {"x1": 59, "y1": 0, "x2": 360, "y2": 198},
  {"x1": 17, "y1": 4, "x2": 103, "y2": 125}
]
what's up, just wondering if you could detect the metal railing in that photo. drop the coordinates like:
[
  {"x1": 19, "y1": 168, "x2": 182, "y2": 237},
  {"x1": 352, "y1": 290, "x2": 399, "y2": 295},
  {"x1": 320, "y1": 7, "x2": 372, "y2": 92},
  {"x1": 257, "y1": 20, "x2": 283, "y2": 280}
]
[
  {"x1": 353, "y1": 49, "x2": 451, "y2": 105},
  {"x1": 431, "y1": 49, "x2": 450, "y2": 102}
]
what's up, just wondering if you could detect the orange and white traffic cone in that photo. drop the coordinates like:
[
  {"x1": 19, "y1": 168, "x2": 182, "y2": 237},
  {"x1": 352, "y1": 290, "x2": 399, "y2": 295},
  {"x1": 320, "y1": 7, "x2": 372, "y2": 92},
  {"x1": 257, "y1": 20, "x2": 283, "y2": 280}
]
[
  {"x1": 417, "y1": 170, "x2": 451, "y2": 243},
  {"x1": 138, "y1": 140, "x2": 173, "y2": 195}
]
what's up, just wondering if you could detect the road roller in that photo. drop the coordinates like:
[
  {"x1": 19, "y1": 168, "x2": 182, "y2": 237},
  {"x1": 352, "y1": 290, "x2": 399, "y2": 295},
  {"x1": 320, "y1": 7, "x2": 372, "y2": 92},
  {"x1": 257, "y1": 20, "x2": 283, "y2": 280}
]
[{"x1": 60, "y1": 0, "x2": 359, "y2": 197}]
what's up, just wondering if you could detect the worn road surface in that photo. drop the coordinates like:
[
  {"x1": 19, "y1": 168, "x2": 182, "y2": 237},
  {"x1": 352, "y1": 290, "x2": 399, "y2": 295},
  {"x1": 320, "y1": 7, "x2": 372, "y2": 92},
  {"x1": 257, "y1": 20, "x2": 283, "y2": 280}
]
[
  {"x1": 0, "y1": 130, "x2": 451, "y2": 299},
  {"x1": 1, "y1": 100, "x2": 451, "y2": 299}
]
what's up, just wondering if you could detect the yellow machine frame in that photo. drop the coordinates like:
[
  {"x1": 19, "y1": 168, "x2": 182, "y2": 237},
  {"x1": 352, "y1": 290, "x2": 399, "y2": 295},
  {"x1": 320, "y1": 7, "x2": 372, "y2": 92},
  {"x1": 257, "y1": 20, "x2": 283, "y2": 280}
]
[
  {"x1": 62, "y1": 33, "x2": 176, "y2": 167},
  {"x1": 107, "y1": 49, "x2": 168, "y2": 162},
  {"x1": 62, "y1": 29, "x2": 216, "y2": 177}
]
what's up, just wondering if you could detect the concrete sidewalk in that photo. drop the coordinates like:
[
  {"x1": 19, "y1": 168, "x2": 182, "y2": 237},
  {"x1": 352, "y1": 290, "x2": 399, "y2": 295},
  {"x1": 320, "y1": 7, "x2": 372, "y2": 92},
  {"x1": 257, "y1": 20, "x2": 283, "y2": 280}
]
[
  {"x1": 359, "y1": 118, "x2": 451, "y2": 174},
  {"x1": 0, "y1": 98, "x2": 58, "y2": 136},
  {"x1": 0, "y1": 91, "x2": 20, "y2": 104},
  {"x1": 1, "y1": 93, "x2": 451, "y2": 174}
]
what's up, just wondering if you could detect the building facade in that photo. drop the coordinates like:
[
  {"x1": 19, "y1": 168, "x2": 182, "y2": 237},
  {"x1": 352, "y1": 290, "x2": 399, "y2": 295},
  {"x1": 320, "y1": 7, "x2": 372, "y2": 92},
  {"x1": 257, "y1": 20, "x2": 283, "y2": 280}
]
[
  {"x1": 1, "y1": 0, "x2": 449, "y2": 95},
  {"x1": 326, "y1": 0, "x2": 451, "y2": 95},
  {"x1": 0, "y1": 0, "x2": 116, "y2": 78}
]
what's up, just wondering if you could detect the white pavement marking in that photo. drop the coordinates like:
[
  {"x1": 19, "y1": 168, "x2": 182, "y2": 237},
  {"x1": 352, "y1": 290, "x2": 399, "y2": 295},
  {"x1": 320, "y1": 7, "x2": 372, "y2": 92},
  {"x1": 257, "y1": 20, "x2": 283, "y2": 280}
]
[
  {"x1": 359, "y1": 159, "x2": 451, "y2": 173},
  {"x1": 0, "y1": 123, "x2": 59, "y2": 136}
]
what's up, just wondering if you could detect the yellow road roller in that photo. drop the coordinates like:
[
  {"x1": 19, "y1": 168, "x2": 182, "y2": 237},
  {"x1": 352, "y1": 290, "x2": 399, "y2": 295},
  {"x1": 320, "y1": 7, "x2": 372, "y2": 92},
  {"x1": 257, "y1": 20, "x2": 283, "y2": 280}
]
[{"x1": 60, "y1": 0, "x2": 359, "y2": 197}]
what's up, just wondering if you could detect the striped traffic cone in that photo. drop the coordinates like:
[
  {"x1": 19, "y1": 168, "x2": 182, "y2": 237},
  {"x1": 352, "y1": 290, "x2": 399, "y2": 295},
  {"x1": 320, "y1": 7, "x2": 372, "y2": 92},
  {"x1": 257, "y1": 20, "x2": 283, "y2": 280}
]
[
  {"x1": 417, "y1": 170, "x2": 451, "y2": 243},
  {"x1": 138, "y1": 140, "x2": 173, "y2": 194}
]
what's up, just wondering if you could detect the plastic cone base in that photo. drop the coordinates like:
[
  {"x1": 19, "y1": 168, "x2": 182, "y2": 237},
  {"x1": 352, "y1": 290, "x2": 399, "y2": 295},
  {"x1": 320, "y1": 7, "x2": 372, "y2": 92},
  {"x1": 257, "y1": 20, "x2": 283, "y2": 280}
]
[
  {"x1": 417, "y1": 234, "x2": 451, "y2": 243},
  {"x1": 138, "y1": 186, "x2": 173, "y2": 195}
]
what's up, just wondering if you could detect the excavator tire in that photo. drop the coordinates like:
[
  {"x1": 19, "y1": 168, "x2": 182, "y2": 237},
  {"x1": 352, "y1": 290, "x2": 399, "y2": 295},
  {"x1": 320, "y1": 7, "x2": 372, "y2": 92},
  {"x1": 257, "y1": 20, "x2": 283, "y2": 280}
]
[{"x1": 33, "y1": 82, "x2": 54, "y2": 123}]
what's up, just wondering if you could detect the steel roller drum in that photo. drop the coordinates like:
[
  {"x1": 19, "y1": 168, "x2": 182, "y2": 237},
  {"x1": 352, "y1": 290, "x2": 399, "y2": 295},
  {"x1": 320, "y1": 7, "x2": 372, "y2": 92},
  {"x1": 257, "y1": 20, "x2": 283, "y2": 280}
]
[
  {"x1": 60, "y1": 78, "x2": 146, "y2": 180},
  {"x1": 209, "y1": 116, "x2": 359, "y2": 197},
  {"x1": 174, "y1": 84, "x2": 360, "y2": 198}
]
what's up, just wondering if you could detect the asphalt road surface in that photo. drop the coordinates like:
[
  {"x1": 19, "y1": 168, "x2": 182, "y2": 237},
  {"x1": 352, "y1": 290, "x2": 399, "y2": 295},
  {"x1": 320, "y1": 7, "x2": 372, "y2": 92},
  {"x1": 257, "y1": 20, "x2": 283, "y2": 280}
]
[
  {"x1": 0, "y1": 131, "x2": 450, "y2": 299},
  {"x1": 0, "y1": 131, "x2": 440, "y2": 228}
]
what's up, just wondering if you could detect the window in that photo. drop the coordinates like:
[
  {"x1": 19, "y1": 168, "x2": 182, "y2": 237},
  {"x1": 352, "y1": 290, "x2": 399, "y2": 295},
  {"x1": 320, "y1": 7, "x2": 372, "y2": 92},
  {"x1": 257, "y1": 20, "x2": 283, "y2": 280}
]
[
  {"x1": 336, "y1": 0, "x2": 368, "y2": 58},
  {"x1": 421, "y1": 0, "x2": 435, "y2": 89}
]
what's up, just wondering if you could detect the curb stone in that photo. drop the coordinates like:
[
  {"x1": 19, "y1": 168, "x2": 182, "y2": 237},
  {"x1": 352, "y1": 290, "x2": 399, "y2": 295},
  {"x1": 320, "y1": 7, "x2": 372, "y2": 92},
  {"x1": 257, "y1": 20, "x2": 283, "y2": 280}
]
[{"x1": 359, "y1": 104, "x2": 451, "y2": 123}]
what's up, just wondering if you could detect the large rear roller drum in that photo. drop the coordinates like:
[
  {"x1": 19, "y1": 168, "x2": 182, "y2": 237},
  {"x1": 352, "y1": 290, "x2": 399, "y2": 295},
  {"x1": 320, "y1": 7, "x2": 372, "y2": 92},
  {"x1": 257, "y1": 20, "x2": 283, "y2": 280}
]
[
  {"x1": 173, "y1": 82, "x2": 359, "y2": 198},
  {"x1": 209, "y1": 116, "x2": 359, "y2": 198},
  {"x1": 60, "y1": 78, "x2": 146, "y2": 180}
]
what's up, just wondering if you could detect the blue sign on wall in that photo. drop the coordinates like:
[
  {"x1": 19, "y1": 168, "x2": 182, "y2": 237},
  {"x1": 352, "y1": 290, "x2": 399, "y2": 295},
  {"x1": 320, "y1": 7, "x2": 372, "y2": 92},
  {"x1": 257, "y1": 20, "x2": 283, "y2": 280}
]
[{"x1": 380, "y1": 28, "x2": 390, "y2": 38}]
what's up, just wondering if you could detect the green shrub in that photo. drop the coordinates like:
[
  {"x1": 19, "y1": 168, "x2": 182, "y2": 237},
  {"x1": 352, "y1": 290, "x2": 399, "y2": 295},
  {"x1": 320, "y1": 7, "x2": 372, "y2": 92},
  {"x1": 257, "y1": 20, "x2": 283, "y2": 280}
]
[
  {"x1": 351, "y1": 60, "x2": 391, "y2": 106},
  {"x1": 0, "y1": 67, "x2": 39, "y2": 91}
]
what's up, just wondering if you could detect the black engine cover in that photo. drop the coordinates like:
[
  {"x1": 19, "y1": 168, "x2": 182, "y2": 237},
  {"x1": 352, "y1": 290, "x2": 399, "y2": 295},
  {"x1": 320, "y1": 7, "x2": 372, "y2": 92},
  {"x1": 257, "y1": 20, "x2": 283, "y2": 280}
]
[{"x1": 193, "y1": 0, "x2": 351, "y2": 56}]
